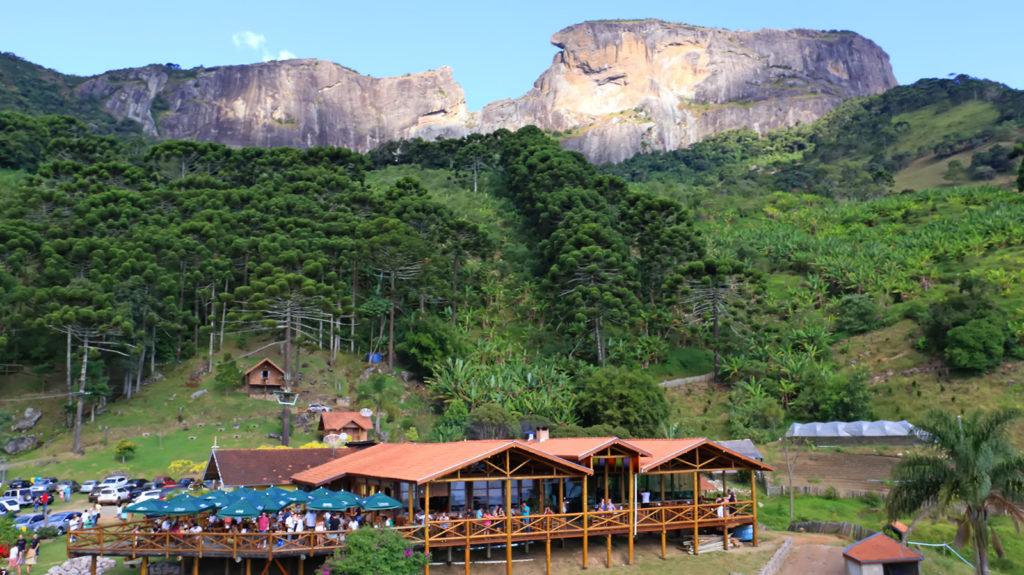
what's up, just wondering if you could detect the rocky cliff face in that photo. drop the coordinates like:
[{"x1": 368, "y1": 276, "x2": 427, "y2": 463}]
[
  {"x1": 77, "y1": 60, "x2": 470, "y2": 151},
  {"x1": 72, "y1": 20, "x2": 897, "y2": 163},
  {"x1": 476, "y1": 21, "x2": 897, "y2": 162}
]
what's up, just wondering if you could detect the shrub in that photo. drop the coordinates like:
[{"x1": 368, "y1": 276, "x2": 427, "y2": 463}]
[
  {"x1": 468, "y1": 403, "x2": 517, "y2": 439},
  {"x1": 834, "y1": 294, "x2": 881, "y2": 334},
  {"x1": 35, "y1": 526, "x2": 59, "y2": 539},
  {"x1": 575, "y1": 367, "x2": 670, "y2": 437},
  {"x1": 857, "y1": 491, "x2": 883, "y2": 507},
  {"x1": 823, "y1": 486, "x2": 839, "y2": 500},
  {"x1": 325, "y1": 527, "x2": 428, "y2": 575},
  {"x1": 945, "y1": 318, "x2": 1005, "y2": 372},
  {"x1": 397, "y1": 313, "x2": 466, "y2": 379}
]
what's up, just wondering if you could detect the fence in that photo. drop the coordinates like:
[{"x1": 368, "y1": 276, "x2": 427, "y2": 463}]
[
  {"x1": 788, "y1": 521, "x2": 878, "y2": 541},
  {"x1": 764, "y1": 484, "x2": 883, "y2": 500}
]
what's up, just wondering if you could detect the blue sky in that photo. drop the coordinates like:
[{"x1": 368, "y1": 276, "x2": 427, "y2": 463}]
[{"x1": 2, "y1": 1, "x2": 1020, "y2": 110}]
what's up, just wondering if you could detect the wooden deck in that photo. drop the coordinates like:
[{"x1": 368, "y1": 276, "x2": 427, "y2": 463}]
[{"x1": 66, "y1": 502, "x2": 756, "y2": 559}]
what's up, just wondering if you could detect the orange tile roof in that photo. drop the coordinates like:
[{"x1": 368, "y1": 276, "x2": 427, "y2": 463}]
[
  {"x1": 243, "y1": 358, "x2": 285, "y2": 377},
  {"x1": 527, "y1": 437, "x2": 651, "y2": 461},
  {"x1": 629, "y1": 438, "x2": 776, "y2": 473},
  {"x1": 292, "y1": 440, "x2": 593, "y2": 486},
  {"x1": 843, "y1": 533, "x2": 923, "y2": 564},
  {"x1": 320, "y1": 411, "x2": 373, "y2": 431}
]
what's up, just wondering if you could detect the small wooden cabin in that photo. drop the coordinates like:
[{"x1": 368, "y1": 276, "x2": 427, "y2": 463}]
[
  {"x1": 319, "y1": 411, "x2": 373, "y2": 442},
  {"x1": 244, "y1": 358, "x2": 285, "y2": 397}
]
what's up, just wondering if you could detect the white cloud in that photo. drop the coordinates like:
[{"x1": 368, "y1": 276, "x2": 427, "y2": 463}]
[
  {"x1": 278, "y1": 50, "x2": 296, "y2": 60},
  {"x1": 232, "y1": 31, "x2": 266, "y2": 51}
]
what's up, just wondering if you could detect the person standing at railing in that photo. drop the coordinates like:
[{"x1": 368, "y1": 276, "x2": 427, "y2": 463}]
[
  {"x1": 727, "y1": 489, "x2": 736, "y2": 515},
  {"x1": 640, "y1": 488, "x2": 651, "y2": 509}
]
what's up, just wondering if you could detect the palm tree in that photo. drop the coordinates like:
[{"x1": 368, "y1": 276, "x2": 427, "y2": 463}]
[{"x1": 886, "y1": 409, "x2": 1024, "y2": 575}]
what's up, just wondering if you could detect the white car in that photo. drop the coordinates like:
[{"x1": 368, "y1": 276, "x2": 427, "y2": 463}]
[
  {"x1": 97, "y1": 487, "x2": 130, "y2": 505},
  {"x1": 134, "y1": 489, "x2": 162, "y2": 503},
  {"x1": 0, "y1": 498, "x2": 20, "y2": 515},
  {"x1": 80, "y1": 480, "x2": 98, "y2": 493},
  {"x1": 307, "y1": 403, "x2": 332, "y2": 413},
  {"x1": 99, "y1": 476, "x2": 128, "y2": 489}
]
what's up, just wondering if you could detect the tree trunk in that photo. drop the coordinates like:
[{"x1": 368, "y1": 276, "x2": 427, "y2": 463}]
[
  {"x1": 135, "y1": 351, "x2": 145, "y2": 395},
  {"x1": 451, "y1": 251, "x2": 459, "y2": 325},
  {"x1": 712, "y1": 288, "x2": 721, "y2": 382},
  {"x1": 284, "y1": 307, "x2": 292, "y2": 387},
  {"x1": 150, "y1": 325, "x2": 156, "y2": 375},
  {"x1": 388, "y1": 273, "x2": 396, "y2": 370},
  {"x1": 282, "y1": 406, "x2": 291, "y2": 447},
  {"x1": 971, "y1": 510, "x2": 988, "y2": 575},
  {"x1": 73, "y1": 334, "x2": 89, "y2": 455},
  {"x1": 594, "y1": 319, "x2": 604, "y2": 367},
  {"x1": 66, "y1": 330, "x2": 73, "y2": 402}
]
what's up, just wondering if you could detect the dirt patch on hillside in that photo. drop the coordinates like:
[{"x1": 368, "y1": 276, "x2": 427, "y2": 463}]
[
  {"x1": 774, "y1": 451, "x2": 900, "y2": 495},
  {"x1": 780, "y1": 532, "x2": 848, "y2": 575}
]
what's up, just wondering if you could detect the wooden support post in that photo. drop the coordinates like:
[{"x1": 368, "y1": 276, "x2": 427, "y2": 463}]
[
  {"x1": 627, "y1": 460, "x2": 635, "y2": 565},
  {"x1": 193, "y1": 557, "x2": 199, "y2": 575},
  {"x1": 660, "y1": 529, "x2": 667, "y2": 559},
  {"x1": 605, "y1": 535, "x2": 612, "y2": 568},
  {"x1": 603, "y1": 459, "x2": 609, "y2": 504},
  {"x1": 465, "y1": 544, "x2": 471, "y2": 575},
  {"x1": 659, "y1": 475, "x2": 665, "y2": 505},
  {"x1": 409, "y1": 482, "x2": 415, "y2": 523},
  {"x1": 545, "y1": 538, "x2": 551, "y2": 575},
  {"x1": 224, "y1": 558, "x2": 229, "y2": 575},
  {"x1": 539, "y1": 479, "x2": 546, "y2": 515},
  {"x1": 298, "y1": 555, "x2": 304, "y2": 575},
  {"x1": 425, "y1": 482, "x2": 431, "y2": 575},
  {"x1": 245, "y1": 558, "x2": 251, "y2": 575},
  {"x1": 722, "y1": 470, "x2": 729, "y2": 551},
  {"x1": 558, "y1": 479, "x2": 564, "y2": 514},
  {"x1": 141, "y1": 557, "x2": 149, "y2": 575},
  {"x1": 505, "y1": 476, "x2": 512, "y2": 575},
  {"x1": 750, "y1": 472, "x2": 759, "y2": 547},
  {"x1": 90, "y1": 556, "x2": 97, "y2": 575},
  {"x1": 582, "y1": 477, "x2": 589, "y2": 569},
  {"x1": 692, "y1": 471, "x2": 699, "y2": 556}
]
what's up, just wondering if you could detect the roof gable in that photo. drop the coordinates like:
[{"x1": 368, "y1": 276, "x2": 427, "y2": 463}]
[
  {"x1": 631, "y1": 438, "x2": 775, "y2": 473},
  {"x1": 528, "y1": 437, "x2": 651, "y2": 461},
  {"x1": 244, "y1": 358, "x2": 285, "y2": 377},
  {"x1": 293, "y1": 440, "x2": 593, "y2": 486},
  {"x1": 843, "y1": 533, "x2": 924, "y2": 564},
  {"x1": 320, "y1": 411, "x2": 373, "y2": 432}
]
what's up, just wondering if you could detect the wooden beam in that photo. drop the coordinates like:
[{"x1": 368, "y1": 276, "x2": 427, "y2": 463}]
[
  {"x1": 582, "y1": 476, "x2": 589, "y2": 569},
  {"x1": 193, "y1": 557, "x2": 200, "y2": 575},
  {"x1": 722, "y1": 469, "x2": 729, "y2": 552},
  {"x1": 90, "y1": 556, "x2": 97, "y2": 575},
  {"x1": 627, "y1": 458, "x2": 635, "y2": 565},
  {"x1": 692, "y1": 471, "x2": 699, "y2": 556},
  {"x1": 605, "y1": 535, "x2": 612, "y2": 568},
  {"x1": 505, "y1": 472, "x2": 512, "y2": 575},
  {"x1": 425, "y1": 482, "x2": 431, "y2": 575},
  {"x1": 750, "y1": 471, "x2": 759, "y2": 547},
  {"x1": 545, "y1": 537, "x2": 551, "y2": 575},
  {"x1": 245, "y1": 558, "x2": 251, "y2": 575},
  {"x1": 141, "y1": 557, "x2": 148, "y2": 575}
]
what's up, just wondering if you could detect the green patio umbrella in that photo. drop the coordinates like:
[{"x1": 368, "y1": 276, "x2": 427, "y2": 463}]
[
  {"x1": 164, "y1": 493, "x2": 211, "y2": 515},
  {"x1": 218, "y1": 499, "x2": 261, "y2": 519},
  {"x1": 125, "y1": 498, "x2": 168, "y2": 514},
  {"x1": 261, "y1": 486, "x2": 291, "y2": 500},
  {"x1": 306, "y1": 487, "x2": 336, "y2": 499},
  {"x1": 306, "y1": 495, "x2": 350, "y2": 511},
  {"x1": 331, "y1": 491, "x2": 362, "y2": 509},
  {"x1": 228, "y1": 487, "x2": 260, "y2": 500},
  {"x1": 281, "y1": 490, "x2": 312, "y2": 503},
  {"x1": 359, "y1": 493, "x2": 403, "y2": 511},
  {"x1": 248, "y1": 493, "x2": 287, "y2": 513},
  {"x1": 201, "y1": 491, "x2": 232, "y2": 507}
]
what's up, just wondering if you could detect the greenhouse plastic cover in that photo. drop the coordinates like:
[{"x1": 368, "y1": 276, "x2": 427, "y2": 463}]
[{"x1": 785, "y1": 420, "x2": 917, "y2": 438}]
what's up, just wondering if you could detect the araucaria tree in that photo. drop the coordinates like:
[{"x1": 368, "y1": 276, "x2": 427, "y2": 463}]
[{"x1": 886, "y1": 409, "x2": 1024, "y2": 575}]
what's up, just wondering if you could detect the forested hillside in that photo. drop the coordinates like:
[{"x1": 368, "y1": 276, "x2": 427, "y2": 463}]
[{"x1": 1, "y1": 75, "x2": 1023, "y2": 454}]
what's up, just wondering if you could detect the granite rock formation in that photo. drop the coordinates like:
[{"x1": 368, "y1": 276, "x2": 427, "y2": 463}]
[{"x1": 72, "y1": 20, "x2": 897, "y2": 163}]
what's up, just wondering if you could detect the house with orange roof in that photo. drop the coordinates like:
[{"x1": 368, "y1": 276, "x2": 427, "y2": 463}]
[
  {"x1": 318, "y1": 411, "x2": 373, "y2": 442},
  {"x1": 843, "y1": 532, "x2": 923, "y2": 574}
]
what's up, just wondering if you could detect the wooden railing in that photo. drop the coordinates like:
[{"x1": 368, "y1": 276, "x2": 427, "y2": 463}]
[{"x1": 67, "y1": 504, "x2": 757, "y2": 557}]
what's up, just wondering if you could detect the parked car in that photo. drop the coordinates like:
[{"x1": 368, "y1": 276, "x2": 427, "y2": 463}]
[
  {"x1": 80, "y1": 480, "x2": 98, "y2": 493},
  {"x1": 14, "y1": 513, "x2": 45, "y2": 532},
  {"x1": 8, "y1": 479, "x2": 30, "y2": 489},
  {"x1": 177, "y1": 478, "x2": 195, "y2": 488},
  {"x1": 158, "y1": 486, "x2": 181, "y2": 500},
  {"x1": 57, "y1": 480, "x2": 81, "y2": 493},
  {"x1": 42, "y1": 511, "x2": 82, "y2": 535},
  {"x1": 152, "y1": 476, "x2": 174, "y2": 488},
  {"x1": 3, "y1": 488, "x2": 34, "y2": 507},
  {"x1": 126, "y1": 478, "x2": 148, "y2": 489},
  {"x1": 30, "y1": 477, "x2": 59, "y2": 495},
  {"x1": 99, "y1": 475, "x2": 128, "y2": 488},
  {"x1": 307, "y1": 403, "x2": 332, "y2": 413},
  {"x1": 0, "y1": 498, "x2": 20, "y2": 516},
  {"x1": 96, "y1": 487, "x2": 130, "y2": 505},
  {"x1": 134, "y1": 489, "x2": 162, "y2": 503}
]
